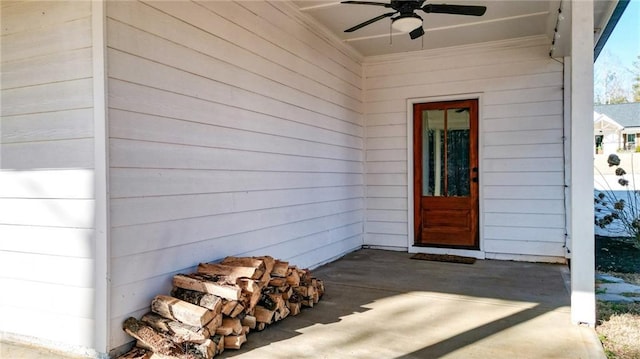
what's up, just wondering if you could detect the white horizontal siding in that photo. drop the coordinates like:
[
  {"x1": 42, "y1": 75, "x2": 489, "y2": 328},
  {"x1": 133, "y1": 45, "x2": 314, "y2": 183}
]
[
  {"x1": 0, "y1": 1, "x2": 96, "y2": 349},
  {"x1": 0, "y1": 306, "x2": 95, "y2": 348},
  {"x1": 110, "y1": 168, "x2": 361, "y2": 198},
  {"x1": 1, "y1": 109, "x2": 94, "y2": 144},
  {"x1": 0, "y1": 278, "x2": 95, "y2": 318},
  {"x1": 111, "y1": 199, "x2": 363, "y2": 258},
  {"x1": 109, "y1": 108, "x2": 361, "y2": 162},
  {"x1": 110, "y1": 187, "x2": 362, "y2": 227},
  {"x1": 106, "y1": 1, "x2": 364, "y2": 349},
  {"x1": 0, "y1": 225, "x2": 94, "y2": 258},
  {"x1": 109, "y1": 81, "x2": 361, "y2": 148},
  {"x1": 363, "y1": 37, "x2": 566, "y2": 258}
]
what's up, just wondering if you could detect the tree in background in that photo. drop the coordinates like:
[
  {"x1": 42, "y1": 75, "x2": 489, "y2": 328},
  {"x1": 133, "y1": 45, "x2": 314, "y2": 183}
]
[
  {"x1": 604, "y1": 71, "x2": 630, "y2": 104},
  {"x1": 632, "y1": 55, "x2": 640, "y2": 102},
  {"x1": 594, "y1": 50, "x2": 633, "y2": 104}
]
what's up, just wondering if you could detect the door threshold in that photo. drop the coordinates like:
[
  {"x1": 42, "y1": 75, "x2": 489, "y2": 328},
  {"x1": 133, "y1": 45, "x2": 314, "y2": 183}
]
[{"x1": 409, "y1": 245, "x2": 485, "y2": 259}]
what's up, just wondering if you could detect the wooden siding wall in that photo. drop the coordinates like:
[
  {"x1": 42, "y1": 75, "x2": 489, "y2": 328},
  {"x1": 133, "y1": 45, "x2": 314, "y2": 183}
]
[
  {"x1": 363, "y1": 37, "x2": 566, "y2": 259},
  {"x1": 0, "y1": 1, "x2": 96, "y2": 348},
  {"x1": 106, "y1": 1, "x2": 364, "y2": 349}
]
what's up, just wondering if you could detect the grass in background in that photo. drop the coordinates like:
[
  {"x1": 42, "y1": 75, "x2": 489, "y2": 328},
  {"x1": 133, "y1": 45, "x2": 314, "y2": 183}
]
[
  {"x1": 597, "y1": 301, "x2": 640, "y2": 359},
  {"x1": 596, "y1": 237, "x2": 640, "y2": 359}
]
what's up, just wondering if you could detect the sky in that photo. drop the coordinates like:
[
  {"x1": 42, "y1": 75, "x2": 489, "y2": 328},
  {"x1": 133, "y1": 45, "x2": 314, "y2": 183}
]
[{"x1": 594, "y1": 0, "x2": 640, "y2": 102}]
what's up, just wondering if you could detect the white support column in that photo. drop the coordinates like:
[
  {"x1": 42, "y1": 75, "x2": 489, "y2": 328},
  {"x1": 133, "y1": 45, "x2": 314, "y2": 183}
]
[
  {"x1": 569, "y1": 0, "x2": 595, "y2": 326},
  {"x1": 92, "y1": 0, "x2": 110, "y2": 354}
]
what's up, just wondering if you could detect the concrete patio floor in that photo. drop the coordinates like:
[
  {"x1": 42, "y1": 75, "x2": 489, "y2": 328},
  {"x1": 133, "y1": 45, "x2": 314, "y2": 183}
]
[
  {"x1": 219, "y1": 249, "x2": 605, "y2": 359},
  {"x1": 1, "y1": 249, "x2": 605, "y2": 358}
]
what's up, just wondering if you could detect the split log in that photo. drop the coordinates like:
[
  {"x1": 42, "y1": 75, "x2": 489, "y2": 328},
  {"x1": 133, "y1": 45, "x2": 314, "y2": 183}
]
[
  {"x1": 171, "y1": 287, "x2": 223, "y2": 314},
  {"x1": 221, "y1": 300, "x2": 238, "y2": 316},
  {"x1": 299, "y1": 269, "x2": 311, "y2": 284},
  {"x1": 293, "y1": 285, "x2": 315, "y2": 298},
  {"x1": 197, "y1": 263, "x2": 263, "y2": 280},
  {"x1": 242, "y1": 326, "x2": 250, "y2": 335},
  {"x1": 122, "y1": 317, "x2": 200, "y2": 359},
  {"x1": 315, "y1": 279, "x2": 325, "y2": 297},
  {"x1": 258, "y1": 293, "x2": 278, "y2": 311},
  {"x1": 135, "y1": 340, "x2": 152, "y2": 352},
  {"x1": 117, "y1": 347, "x2": 152, "y2": 359},
  {"x1": 237, "y1": 278, "x2": 261, "y2": 310},
  {"x1": 267, "y1": 293, "x2": 287, "y2": 314},
  {"x1": 281, "y1": 286, "x2": 293, "y2": 301},
  {"x1": 253, "y1": 256, "x2": 275, "y2": 276},
  {"x1": 241, "y1": 315, "x2": 256, "y2": 329},
  {"x1": 256, "y1": 322, "x2": 267, "y2": 331},
  {"x1": 141, "y1": 312, "x2": 210, "y2": 343},
  {"x1": 151, "y1": 295, "x2": 214, "y2": 328},
  {"x1": 221, "y1": 317, "x2": 243, "y2": 335},
  {"x1": 254, "y1": 256, "x2": 274, "y2": 285},
  {"x1": 253, "y1": 305, "x2": 275, "y2": 324},
  {"x1": 268, "y1": 277, "x2": 287, "y2": 287},
  {"x1": 271, "y1": 260, "x2": 289, "y2": 277},
  {"x1": 220, "y1": 257, "x2": 265, "y2": 272},
  {"x1": 287, "y1": 301, "x2": 301, "y2": 316},
  {"x1": 139, "y1": 339, "x2": 215, "y2": 359},
  {"x1": 230, "y1": 303, "x2": 245, "y2": 318},
  {"x1": 224, "y1": 334, "x2": 247, "y2": 350},
  {"x1": 173, "y1": 273, "x2": 241, "y2": 301},
  {"x1": 215, "y1": 326, "x2": 233, "y2": 336},
  {"x1": 286, "y1": 269, "x2": 300, "y2": 286},
  {"x1": 287, "y1": 290, "x2": 302, "y2": 304},
  {"x1": 189, "y1": 339, "x2": 217, "y2": 359},
  {"x1": 211, "y1": 335, "x2": 225, "y2": 356},
  {"x1": 205, "y1": 314, "x2": 222, "y2": 334},
  {"x1": 274, "y1": 305, "x2": 290, "y2": 322}
]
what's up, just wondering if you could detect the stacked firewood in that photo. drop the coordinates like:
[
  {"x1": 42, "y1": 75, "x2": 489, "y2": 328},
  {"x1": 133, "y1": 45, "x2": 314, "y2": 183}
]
[{"x1": 119, "y1": 256, "x2": 325, "y2": 359}]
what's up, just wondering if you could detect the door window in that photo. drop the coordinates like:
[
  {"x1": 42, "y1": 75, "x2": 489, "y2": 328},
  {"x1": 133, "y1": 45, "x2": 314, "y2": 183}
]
[{"x1": 422, "y1": 108, "x2": 470, "y2": 197}]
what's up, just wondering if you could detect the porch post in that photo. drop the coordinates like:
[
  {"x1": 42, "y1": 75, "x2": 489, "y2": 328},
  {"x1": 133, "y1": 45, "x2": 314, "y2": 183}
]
[
  {"x1": 92, "y1": 0, "x2": 110, "y2": 354},
  {"x1": 569, "y1": 0, "x2": 595, "y2": 326}
]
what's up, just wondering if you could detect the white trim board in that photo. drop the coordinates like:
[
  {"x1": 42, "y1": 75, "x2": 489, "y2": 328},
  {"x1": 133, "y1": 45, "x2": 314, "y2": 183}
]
[{"x1": 405, "y1": 93, "x2": 484, "y2": 254}]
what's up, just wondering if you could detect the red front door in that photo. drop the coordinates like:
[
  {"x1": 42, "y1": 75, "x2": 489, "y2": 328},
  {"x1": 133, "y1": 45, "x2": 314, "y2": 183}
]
[{"x1": 413, "y1": 99, "x2": 479, "y2": 248}]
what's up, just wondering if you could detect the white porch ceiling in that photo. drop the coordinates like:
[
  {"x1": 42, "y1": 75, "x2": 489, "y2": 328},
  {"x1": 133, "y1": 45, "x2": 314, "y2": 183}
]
[{"x1": 291, "y1": 0, "x2": 620, "y2": 58}]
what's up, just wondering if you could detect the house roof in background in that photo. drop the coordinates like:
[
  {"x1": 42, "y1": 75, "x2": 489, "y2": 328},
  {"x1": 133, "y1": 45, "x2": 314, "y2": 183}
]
[
  {"x1": 594, "y1": 103, "x2": 640, "y2": 128},
  {"x1": 594, "y1": 111, "x2": 623, "y2": 130}
]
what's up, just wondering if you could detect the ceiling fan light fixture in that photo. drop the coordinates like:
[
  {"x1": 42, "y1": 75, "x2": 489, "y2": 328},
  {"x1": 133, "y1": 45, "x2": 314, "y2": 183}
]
[{"x1": 391, "y1": 14, "x2": 422, "y2": 33}]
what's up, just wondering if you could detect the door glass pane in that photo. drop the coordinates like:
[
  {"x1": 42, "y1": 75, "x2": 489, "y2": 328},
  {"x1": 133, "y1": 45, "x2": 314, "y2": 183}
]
[
  {"x1": 422, "y1": 110, "x2": 445, "y2": 196},
  {"x1": 446, "y1": 108, "x2": 470, "y2": 197}
]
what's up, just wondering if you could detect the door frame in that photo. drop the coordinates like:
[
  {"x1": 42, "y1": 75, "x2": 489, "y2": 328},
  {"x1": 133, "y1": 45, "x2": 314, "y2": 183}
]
[{"x1": 406, "y1": 93, "x2": 486, "y2": 258}]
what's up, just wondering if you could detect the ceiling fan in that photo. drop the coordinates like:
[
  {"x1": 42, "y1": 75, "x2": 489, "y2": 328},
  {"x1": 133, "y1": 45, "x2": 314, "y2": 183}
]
[{"x1": 342, "y1": 0, "x2": 487, "y2": 40}]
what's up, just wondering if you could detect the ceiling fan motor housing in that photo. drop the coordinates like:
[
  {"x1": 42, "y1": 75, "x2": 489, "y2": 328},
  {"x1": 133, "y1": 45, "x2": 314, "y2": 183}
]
[{"x1": 392, "y1": 13, "x2": 423, "y2": 32}]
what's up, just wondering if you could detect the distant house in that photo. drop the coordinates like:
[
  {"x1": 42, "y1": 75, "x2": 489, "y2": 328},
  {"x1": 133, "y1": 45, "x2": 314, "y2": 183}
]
[{"x1": 594, "y1": 103, "x2": 640, "y2": 153}]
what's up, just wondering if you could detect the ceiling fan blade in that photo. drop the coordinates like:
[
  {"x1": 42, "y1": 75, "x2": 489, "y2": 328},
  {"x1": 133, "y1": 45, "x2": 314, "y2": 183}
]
[
  {"x1": 422, "y1": 4, "x2": 487, "y2": 16},
  {"x1": 409, "y1": 26, "x2": 425, "y2": 39},
  {"x1": 341, "y1": 1, "x2": 392, "y2": 7},
  {"x1": 344, "y1": 12, "x2": 397, "y2": 32}
]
